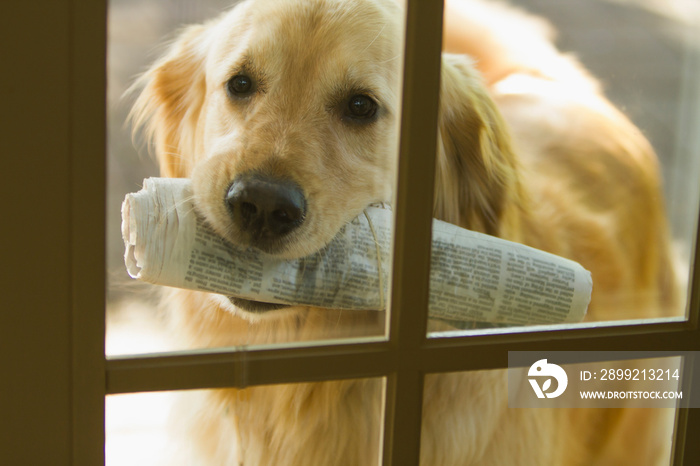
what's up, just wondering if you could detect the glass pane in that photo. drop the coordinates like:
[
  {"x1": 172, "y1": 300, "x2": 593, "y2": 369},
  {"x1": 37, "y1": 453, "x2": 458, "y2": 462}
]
[
  {"x1": 106, "y1": 391, "x2": 174, "y2": 466},
  {"x1": 428, "y1": 0, "x2": 699, "y2": 336},
  {"x1": 107, "y1": 378, "x2": 384, "y2": 466},
  {"x1": 423, "y1": 358, "x2": 682, "y2": 465},
  {"x1": 107, "y1": 0, "x2": 405, "y2": 355}
]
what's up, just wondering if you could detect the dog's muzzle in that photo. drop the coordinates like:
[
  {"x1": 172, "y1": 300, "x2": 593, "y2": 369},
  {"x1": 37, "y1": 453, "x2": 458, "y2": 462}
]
[{"x1": 224, "y1": 173, "x2": 307, "y2": 312}]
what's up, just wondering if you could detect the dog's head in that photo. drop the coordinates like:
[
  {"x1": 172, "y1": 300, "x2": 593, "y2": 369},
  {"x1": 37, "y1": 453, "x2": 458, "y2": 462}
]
[{"x1": 131, "y1": 0, "x2": 521, "y2": 316}]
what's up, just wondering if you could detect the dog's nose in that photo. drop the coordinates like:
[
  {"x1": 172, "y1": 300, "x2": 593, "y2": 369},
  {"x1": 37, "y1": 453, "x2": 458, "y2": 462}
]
[{"x1": 226, "y1": 174, "x2": 306, "y2": 240}]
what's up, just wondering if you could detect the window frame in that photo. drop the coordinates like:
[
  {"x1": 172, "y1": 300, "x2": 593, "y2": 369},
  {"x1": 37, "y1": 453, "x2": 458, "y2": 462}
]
[
  {"x1": 1, "y1": 1, "x2": 106, "y2": 465},
  {"x1": 2, "y1": 0, "x2": 699, "y2": 465}
]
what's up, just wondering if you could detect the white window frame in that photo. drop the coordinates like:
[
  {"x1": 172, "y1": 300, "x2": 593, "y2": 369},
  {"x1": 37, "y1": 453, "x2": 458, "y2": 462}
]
[{"x1": 2, "y1": 1, "x2": 699, "y2": 465}]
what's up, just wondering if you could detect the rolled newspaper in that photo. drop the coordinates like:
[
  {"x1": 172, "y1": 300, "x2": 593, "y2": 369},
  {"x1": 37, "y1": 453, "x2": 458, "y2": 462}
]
[{"x1": 122, "y1": 178, "x2": 591, "y2": 325}]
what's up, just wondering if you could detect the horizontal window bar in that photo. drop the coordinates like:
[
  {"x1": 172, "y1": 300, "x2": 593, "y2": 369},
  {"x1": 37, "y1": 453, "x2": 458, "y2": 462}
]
[
  {"x1": 107, "y1": 337, "x2": 394, "y2": 394},
  {"x1": 106, "y1": 319, "x2": 698, "y2": 394},
  {"x1": 428, "y1": 318, "x2": 693, "y2": 346}
]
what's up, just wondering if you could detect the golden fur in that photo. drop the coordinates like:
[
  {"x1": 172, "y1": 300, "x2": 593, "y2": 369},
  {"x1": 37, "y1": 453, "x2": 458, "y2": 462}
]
[{"x1": 131, "y1": 0, "x2": 679, "y2": 464}]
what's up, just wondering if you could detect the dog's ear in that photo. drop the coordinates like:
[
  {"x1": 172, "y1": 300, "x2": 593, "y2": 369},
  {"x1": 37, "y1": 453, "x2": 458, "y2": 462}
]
[
  {"x1": 130, "y1": 24, "x2": 209, "y2": 178},
  {"x1": 435, "y1": 54, "x2": 523, "y2": 237}
]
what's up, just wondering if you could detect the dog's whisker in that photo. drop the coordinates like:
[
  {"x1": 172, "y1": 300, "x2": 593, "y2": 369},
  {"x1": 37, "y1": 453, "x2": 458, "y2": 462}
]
[
  {"x1": 362, "y1": 22, "x2": 387, "y2": 54},
  {"x1": 151, "y1": 194, "x2": 198, "y2": 231},
  {"x1": 379, "y1": 53, "x2": 402, "y2": 64},
  {"x1": 165, "y1": 194, "x2": 197, "y2": 217}
]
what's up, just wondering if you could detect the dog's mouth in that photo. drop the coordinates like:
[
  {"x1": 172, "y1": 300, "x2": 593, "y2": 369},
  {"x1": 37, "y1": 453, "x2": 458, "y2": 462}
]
[{"x1": 228, "y1": 296, "x2": 290, "y2": 313}]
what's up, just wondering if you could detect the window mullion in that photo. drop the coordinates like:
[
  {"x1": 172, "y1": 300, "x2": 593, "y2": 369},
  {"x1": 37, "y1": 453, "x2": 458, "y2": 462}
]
[
  {"x1": 106, "y1": 339, "x2": 395, "y2": 394},
  {"x1": 70, "y1": 1, "x2": 107, "y2": 465},
  {"x1": 674, "y1": 199, "x2": 700, "y2": 464},
  {"x1": 382, "y1": 0, "x2": 444, "y2": 465}
]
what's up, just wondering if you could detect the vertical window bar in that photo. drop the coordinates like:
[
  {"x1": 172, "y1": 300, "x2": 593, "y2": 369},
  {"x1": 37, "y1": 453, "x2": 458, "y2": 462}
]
[
  {"x1": 1, "y1": 1, "x2": 74, "y2": 465},
  {"x1": 71, "y1": 0, "x2": 107, "y2": 465},
  {"x1": 382, "y1": 1, "x2": 444, "y2": 465},
  {"x1": 674, "y1": 198, "x2": 700, "y2": 464},
  {"x1": 673, "y1": 352, "x2": 700, "y2": 465}
]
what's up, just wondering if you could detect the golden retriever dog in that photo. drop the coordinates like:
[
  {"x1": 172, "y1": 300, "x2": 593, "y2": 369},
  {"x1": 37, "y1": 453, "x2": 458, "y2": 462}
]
[{"x1": 131, "y1": 0, "x2": 679, "y2": 464}]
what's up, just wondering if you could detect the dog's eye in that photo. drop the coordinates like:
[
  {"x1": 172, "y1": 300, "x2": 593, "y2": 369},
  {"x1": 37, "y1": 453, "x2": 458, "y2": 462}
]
[
  {"x1": 227, "y1": 74, "x2": 254, "y2": 97},
  {"x1": 346, "y1": 95, "x2": 378, "y2": 120}
]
